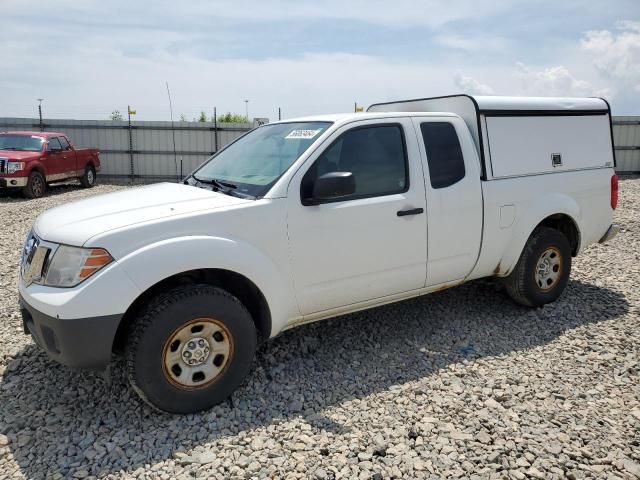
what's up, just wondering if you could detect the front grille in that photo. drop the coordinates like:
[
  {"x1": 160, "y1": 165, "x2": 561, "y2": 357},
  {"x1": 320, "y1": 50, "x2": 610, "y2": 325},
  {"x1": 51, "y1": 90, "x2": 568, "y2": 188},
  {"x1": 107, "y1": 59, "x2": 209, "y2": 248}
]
[
  {"x1": 21, "y1": 233, "x2": 50, "y2": 286},
  {"x1": 0, "y1": 158, "x2": 6, "y2": 173}
]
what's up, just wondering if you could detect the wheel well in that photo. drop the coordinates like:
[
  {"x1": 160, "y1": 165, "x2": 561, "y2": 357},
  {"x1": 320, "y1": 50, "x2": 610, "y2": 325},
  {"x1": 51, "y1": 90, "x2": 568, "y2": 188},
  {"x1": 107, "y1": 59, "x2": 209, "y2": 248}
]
[
  {"x1": 537, "y1": 214, "x2": 580, "y2": 256},
  {"x1": 112, "y1": 269, "x2": 272, "y2": 353},
  {"x1": 29, "y1": 166, "x2": 45, "y2": 178}
]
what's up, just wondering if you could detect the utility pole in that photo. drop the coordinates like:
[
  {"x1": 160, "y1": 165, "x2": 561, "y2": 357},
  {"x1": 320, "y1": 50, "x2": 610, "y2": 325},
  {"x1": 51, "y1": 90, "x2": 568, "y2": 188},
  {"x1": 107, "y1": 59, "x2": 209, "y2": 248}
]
[
  {"x1": 278, "y1": 107, "x2": 281, "y2": 121},
  {"x1": 37, "y1": 99, "x2": 44, "y2": 131},
  {"x1": 244, "y1": 99, "x2": 249, "y2": 122}
]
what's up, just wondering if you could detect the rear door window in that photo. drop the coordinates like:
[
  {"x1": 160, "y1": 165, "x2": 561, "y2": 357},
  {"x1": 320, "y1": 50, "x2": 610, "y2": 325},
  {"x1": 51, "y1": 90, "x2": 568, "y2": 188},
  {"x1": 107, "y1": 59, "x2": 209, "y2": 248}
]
[{"x1": 420, "y1": 122, "x2": 465, "y2": 189}]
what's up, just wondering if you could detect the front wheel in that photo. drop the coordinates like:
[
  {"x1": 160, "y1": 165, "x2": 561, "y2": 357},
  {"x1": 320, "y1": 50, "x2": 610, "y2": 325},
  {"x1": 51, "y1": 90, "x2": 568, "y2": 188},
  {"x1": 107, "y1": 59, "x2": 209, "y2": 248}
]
[
  {"x1": 504, "y1": 227, "x2": 572, "y2": 307},
  {"x1": 23, "y1": 171, "x2": 46, "y2": 198},
  {"x1": 126, "y1": 284, "x2": 257, "y2": 414}
]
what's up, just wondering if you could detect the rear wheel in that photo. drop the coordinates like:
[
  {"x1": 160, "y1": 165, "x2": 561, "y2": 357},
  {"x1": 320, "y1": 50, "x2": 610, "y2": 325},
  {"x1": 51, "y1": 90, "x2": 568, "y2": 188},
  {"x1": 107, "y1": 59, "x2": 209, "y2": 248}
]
[
  {"x1": 126, "y1": 284, "x2": 257, "y2": 414},
  {"x1": 80, "y1": 165, "x2": 96, "y2": 188},
  {"x1": 505, "y1": 227, "x2": 572, "y2": 307},
  {"x1": 23, "y1": 171, "x2": 46, "y2": 198}
]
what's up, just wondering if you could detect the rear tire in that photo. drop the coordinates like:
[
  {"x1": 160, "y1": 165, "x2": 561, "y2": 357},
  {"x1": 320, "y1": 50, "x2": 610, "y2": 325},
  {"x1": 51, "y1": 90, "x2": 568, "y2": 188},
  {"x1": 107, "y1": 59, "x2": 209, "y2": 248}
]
[
  {"x1": 505, "y1": 227, "x2": 572, "y2": 307},
  {"x1": 80, "y1": 165, "x2": 96, "y2": 188},
  {"x1": 23, "y1": 171, "x2": 46, "y2": 198},
  {"x1": 126, "y1": 284, "x2": 257, "y2": 414}
]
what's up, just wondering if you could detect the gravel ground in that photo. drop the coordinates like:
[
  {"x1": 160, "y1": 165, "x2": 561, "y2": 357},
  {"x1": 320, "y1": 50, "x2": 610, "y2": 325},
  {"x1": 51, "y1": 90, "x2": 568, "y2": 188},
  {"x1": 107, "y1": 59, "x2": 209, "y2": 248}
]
[{"x1": 0, "y1": 179, "x2": 639, "y2": 480}]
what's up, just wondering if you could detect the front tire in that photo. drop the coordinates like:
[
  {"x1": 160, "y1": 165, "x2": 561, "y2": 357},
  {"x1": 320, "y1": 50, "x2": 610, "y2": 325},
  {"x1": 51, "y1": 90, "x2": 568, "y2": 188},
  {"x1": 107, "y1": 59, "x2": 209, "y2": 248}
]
[
  {"x1": 23, "y1": 171, "x2": 46, "y2": 198},
  {"x1": 126, "y1": 284, "x2": 257, "y2": 414},
  {"x1": 80, "y1": 165, "x2": 96, "y2": 188},
  {"x1": 504, "y1": 227, "x2": 572, "y2": 307}
]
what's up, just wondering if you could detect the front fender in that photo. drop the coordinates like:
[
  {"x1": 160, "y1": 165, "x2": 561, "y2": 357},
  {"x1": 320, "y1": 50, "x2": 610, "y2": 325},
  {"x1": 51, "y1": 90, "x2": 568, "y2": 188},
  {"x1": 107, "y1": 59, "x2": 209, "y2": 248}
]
[
  {"x1": 499, "y1": 193, "x2": 581, "y2": 275},
  {"x1": 117, "y1": 235, "x2": 299, "y2": 336}
]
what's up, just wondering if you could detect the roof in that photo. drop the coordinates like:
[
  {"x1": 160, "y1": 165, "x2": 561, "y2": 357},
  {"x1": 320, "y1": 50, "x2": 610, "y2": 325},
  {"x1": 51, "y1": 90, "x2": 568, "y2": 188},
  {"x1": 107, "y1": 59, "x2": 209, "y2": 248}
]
[
  {"x1": 274, "y1": 111, "x2": 458, "y2": 125},
  {"x1": 0, "y1": 131, "x2": 64, "y2": 138},
  {"x1": 368, "y1": 94, "x2": 610, "y2": 114},
  {"x1": 471, "y1": 95, "x2": 609, "y2": 112}
]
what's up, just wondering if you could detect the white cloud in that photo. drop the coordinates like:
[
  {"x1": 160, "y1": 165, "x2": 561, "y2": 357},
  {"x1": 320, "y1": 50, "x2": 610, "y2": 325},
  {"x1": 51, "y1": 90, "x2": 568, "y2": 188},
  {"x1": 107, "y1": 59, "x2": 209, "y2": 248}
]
[
  {"x1": 581, "y1": 20, "x2": 640, "y2": 92},
  {"x1": 513, "y1": 62, "x2": 608, "y2": 97},
  {"x1": 2, "y1": 0, "x2": 514, "y2": 28},
  {"x1": 453, "y1": 74, "x2": 495, "y2": 95},
  {"x1": 435, "y1": 34, "x2": 507, "y2": 53},
  {"x1": 3, "y1": 2, "x2": 640, "y2": 118}
]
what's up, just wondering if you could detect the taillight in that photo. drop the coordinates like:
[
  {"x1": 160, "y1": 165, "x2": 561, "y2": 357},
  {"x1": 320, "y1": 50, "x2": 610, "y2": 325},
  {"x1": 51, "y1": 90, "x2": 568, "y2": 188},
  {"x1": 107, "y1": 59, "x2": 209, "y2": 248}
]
[{"x1": 611, "y1": 174, "x2": 618, "y2": 210}]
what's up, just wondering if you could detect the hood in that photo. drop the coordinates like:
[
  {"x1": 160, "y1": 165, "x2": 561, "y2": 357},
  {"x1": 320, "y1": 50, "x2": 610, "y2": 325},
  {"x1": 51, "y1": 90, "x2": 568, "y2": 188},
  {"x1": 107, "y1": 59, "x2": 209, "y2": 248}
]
[
  {"x1": 0, "y1": 150, "x2": 42, "y2": 161},
  {"x1": 34, "y1": 182, "x2": 250, "y2": 246}
]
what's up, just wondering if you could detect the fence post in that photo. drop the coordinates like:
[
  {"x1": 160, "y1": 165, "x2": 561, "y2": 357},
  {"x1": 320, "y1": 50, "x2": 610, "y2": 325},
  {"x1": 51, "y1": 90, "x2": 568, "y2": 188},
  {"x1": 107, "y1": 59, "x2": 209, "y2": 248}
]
[
  {"x1": 214, "y1": 107, "x2": 218, "y2": 152},
  {"x1": 278, "y1": 107, "x2": 281, "y2": 121},
  {"x1": 127, "y1": 105, "x2": 134, "y2": 182}
]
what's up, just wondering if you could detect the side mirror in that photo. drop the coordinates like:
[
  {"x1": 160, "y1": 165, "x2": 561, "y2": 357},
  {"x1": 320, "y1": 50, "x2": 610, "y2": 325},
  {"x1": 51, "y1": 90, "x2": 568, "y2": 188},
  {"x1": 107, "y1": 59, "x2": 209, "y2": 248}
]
[{"x1": 311, "y1": 172, "x2": 355, "y2": 203}]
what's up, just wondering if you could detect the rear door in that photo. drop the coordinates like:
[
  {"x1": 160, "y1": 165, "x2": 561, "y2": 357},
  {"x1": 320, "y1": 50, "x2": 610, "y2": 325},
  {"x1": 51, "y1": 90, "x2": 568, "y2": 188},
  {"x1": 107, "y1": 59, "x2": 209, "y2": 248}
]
[
  {"x1": 411, "y1": 117, "x2": 483, "y2": 286},
  {"x1": 287, "y1": 118, "x2": 428, "y2": 315}
]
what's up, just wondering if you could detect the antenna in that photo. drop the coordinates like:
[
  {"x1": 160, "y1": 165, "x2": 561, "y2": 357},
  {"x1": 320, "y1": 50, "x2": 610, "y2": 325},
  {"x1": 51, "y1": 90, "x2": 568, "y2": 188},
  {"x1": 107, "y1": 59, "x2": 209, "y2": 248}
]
[{"x1": 166, "y1": 81, "x2": 179, "y2": 182}]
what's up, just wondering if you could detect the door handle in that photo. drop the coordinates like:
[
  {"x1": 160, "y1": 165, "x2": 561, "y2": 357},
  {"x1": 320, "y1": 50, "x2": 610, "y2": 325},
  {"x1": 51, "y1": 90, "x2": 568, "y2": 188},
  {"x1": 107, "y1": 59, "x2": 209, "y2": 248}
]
[{"x1": 397, "y1": 207, "x2": 424, "y2": 217}]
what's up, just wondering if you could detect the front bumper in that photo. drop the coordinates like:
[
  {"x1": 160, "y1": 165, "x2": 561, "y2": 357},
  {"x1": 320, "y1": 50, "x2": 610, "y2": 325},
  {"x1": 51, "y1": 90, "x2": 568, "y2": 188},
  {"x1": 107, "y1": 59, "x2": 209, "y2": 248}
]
[
  {"x1": 0, "y1": 176, "x2": 28, "y2": 188},
  {"x1": 20, "y1": 293, "x2": 122, "y2": 370}
]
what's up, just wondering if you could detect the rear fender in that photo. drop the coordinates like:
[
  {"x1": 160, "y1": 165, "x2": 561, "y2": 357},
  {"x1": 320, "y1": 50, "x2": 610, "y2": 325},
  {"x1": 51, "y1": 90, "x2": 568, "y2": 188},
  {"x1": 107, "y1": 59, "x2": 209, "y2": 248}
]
[{"x1": 499, "y1": 193, "x2": 581, "y2": 275}]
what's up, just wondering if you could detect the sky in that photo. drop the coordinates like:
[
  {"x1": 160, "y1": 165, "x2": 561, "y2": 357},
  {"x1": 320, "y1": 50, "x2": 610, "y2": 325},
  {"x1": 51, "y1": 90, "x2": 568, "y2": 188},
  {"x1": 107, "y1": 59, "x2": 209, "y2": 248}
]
[{"x1": 1, "y1": 0, "x2": 639, "y2": 121}]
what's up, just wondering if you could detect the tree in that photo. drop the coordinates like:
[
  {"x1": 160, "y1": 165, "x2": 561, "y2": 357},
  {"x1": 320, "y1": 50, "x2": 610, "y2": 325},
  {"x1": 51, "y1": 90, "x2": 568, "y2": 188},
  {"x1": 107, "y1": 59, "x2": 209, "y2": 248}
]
[
  {"x1": 110, "y1": 110, "x2": 123, "y2": 121},
  {"x1": 198, "y1": 111, "x2": 208, "y2": 122},
  {"x1": 217, "y1": 112, "x2": 249, "y2": 123},
  {"x1": 179, "y1": 114, "x2": 187, "y2": 122}
]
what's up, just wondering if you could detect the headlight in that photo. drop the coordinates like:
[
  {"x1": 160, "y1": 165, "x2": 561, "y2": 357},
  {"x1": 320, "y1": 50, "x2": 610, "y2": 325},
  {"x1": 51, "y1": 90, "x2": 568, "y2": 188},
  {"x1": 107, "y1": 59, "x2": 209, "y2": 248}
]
[
  {"x1": 7, "y1": 161, "x2": 24, "y2": 174},
  {"x1": 43, "y1": 246, "x2": 113, "y2": 287}
]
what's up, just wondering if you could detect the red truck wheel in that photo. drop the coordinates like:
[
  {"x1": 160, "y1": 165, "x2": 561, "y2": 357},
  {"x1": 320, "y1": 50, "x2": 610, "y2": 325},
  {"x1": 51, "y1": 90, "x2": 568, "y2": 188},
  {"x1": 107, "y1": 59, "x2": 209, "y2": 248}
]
[
  {"x1": 23, "y1": 171, "x2": 46, "y2": 199},
  {"x1": 80, "y1": 166, "x2": 96, "y2": 188}
]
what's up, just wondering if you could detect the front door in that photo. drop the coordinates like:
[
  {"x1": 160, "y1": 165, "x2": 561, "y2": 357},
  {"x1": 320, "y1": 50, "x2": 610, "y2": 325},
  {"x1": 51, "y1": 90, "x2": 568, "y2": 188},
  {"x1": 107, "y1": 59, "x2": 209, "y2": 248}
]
[
  {"x1": 287, "y1": 118, "x2": 428, "y2": 315},
  {"x1": 56, "y1": 136, "x2": 77, "y2": 176},
  {"x1": 44, "y1": 137, "x2": 67, "y2": 180}
]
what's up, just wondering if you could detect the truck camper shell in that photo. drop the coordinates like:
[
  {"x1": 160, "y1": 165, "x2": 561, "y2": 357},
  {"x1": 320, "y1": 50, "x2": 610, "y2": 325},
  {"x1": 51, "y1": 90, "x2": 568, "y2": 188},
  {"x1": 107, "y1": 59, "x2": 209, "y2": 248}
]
[{"x1": 367, "y1": 94, "x2": 616, "y2": 180}]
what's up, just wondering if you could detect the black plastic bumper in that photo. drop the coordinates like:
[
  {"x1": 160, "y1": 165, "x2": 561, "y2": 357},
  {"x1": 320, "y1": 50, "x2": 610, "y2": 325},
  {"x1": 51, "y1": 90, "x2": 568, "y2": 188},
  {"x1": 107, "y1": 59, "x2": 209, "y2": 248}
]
[{"x1": 19, "y1": 294, "x2": 122, "y2": 371}]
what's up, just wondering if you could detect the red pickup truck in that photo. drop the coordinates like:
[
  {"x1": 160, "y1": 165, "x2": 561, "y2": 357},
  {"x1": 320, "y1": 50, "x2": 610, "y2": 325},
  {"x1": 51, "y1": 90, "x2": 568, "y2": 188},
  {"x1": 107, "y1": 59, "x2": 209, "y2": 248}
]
[{"x1": 0, "y1": 132, "x2": 100, "y2": 198}]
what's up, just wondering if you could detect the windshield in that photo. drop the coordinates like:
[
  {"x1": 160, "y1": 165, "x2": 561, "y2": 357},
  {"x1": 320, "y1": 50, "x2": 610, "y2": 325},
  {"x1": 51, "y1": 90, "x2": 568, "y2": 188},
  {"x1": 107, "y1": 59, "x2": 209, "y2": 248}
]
[
  {"x1": 0, "y1": 134, "x2": 45, "y2": 152},
  {"x1": 191, "y1": 121, "x2": 331, "y2": 197}
]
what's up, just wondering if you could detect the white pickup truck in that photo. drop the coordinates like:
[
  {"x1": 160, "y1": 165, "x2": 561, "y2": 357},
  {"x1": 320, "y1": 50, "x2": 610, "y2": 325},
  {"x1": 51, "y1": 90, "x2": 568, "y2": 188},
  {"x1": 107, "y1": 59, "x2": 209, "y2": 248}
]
[{"x1": 18, "y1": 95, "x2": 619, "y2": 413}]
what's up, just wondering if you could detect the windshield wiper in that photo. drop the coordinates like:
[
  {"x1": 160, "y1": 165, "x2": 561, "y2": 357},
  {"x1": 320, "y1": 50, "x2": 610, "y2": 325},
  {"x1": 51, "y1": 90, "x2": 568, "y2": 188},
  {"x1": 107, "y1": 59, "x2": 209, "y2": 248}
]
[
  {"x1": 211, "y1": 178, "x2": 238, "y2": 190},
  {"x1": 0, "y1": 147, "x2": 18, "y2": 150},
  {"x1": 191, "y1": 175, "x2": 255, "y2": 199}
]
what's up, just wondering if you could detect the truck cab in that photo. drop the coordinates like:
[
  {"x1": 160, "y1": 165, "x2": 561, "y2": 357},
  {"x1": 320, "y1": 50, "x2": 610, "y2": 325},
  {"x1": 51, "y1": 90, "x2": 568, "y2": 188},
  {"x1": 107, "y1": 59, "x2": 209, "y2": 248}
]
[{"x1": 17, "y1": 96, "x2": 619, "y2": 413}]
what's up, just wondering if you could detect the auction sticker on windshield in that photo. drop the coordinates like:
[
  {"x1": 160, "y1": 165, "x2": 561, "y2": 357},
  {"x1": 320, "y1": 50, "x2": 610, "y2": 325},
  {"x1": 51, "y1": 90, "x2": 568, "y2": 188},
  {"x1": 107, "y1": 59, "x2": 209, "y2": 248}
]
[{"x1": 285, "y1": 129, "x2": 322, "y2": 139}]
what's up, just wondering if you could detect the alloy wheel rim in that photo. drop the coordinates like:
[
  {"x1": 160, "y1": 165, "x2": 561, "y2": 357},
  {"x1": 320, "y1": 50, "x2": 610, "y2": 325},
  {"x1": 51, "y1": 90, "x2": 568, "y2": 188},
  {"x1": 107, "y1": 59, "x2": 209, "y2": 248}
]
[
  {"x1": 534, "y1": 247, "x2": 562, "y2": 291},
  {"x1": 162, "y1": 318, "x2": 233, "y2": 389},
  {"x1": 33, "y1": 176, "x2": 43, "y2": 196},
  {"x1": 87, "y1": 169, "x2": 94, "y2": 184}
]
